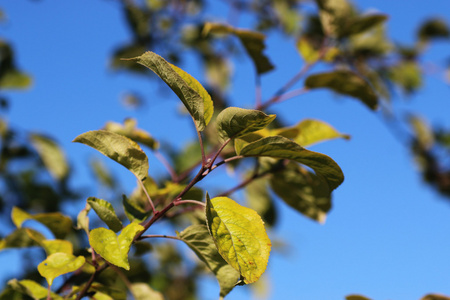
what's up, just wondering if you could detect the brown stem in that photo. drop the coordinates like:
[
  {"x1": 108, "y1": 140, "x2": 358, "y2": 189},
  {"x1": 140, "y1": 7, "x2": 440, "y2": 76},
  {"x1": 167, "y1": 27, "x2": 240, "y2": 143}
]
[{"x1": 75, "y1": 263, "x2": 108, "y2": 300}]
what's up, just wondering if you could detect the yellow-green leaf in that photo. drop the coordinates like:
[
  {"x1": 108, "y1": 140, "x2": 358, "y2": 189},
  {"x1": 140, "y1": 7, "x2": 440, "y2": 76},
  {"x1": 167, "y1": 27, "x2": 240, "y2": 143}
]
[
  {"x1": 11, "y1": 206, "x2": 32, "y2": 228},
  {"x1": 125, "y1": 51, "x2": 212, "y2": 131},
  {"x1": 0, "y1": 228, "x2": 44, "y2": 250},
  {"x1": 87, "y1": 197, "x2": 123, "y2": 232},
  {"x1": 30, "y1": 133, "x2": 69, "y2": 180},
  {"x1": 8, "y1": 279, "x2": 63, "y2": 300},
  {"x1": 274, "y1": 119, "x2": 350, "y2": 147},
  {"x1": 205, "y1": 195, "x2": 271, "y2": 284},
  {"x1": 240, "y1": 136, "x2": 344, "y2": 192},
  {"x1": 178, "y1": 224, "x2": 240, "y2": 297},
  {"x1": 73, "y1": 130, "x2": 149, "y2": 181},
  {"x1": 346, "y1": 295, "x2": 373, "y2": 300},
  {"x1": 89, "y1": 223, "x2": 144, "y2": 270},
  {"x1": 104, "y1": 118, "x2": 159, "y2": 150},
  {"x1": 216, "y1": 107, "x2": 276, "y2": 142},
  {"x1": 38, "y1": 253, "x2": 85, "y2": 286},
  {"x1": 297, "y1": 37, "x2": 321, "y2": 63},
  {"x1": 42, "y1": 240, "x2": 73, "y2": 255}
]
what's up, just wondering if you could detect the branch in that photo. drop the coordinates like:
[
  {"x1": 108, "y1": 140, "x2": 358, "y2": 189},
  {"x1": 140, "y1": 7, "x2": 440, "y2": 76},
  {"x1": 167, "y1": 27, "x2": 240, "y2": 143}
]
[
  {"x1": 174, "y1": 199, "x2": 206, "y2": 207},
  {"x1": 138, "y1": 234, "x2": 181, "y2": 241},
  {"x1": 138, "y1": 179, "x2": 157, "y2": 214}
]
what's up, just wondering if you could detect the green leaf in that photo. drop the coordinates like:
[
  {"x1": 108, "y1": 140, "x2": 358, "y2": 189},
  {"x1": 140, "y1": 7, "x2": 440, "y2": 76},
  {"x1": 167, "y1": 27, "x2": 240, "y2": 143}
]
[
  {"x1": 104, "y1": 118, "x2": 159, "y2": 150},
  {"x1": 421, "y1": 295, "x2": 450, "y2": 300},
  {"x1": 409, "y1": 115, "x2": 434, "y2": 150},
  {"x1": 216, "y1": 107, "x2": 276, "y2": 142},
  {"x1": 178, "y1": 224, "x2": 240, "y2": 297},
  {"x1": 296, "y1": 37, "x2": 321, "y2": 63},
  {"x1": 89, "y1": 223, "x2": 144, "y2": 270},
  {"x1": 87, "y1": 197, "x2": 123, "y2": 232},
  {"x1": 346, "y1": 295, "x2": 373, "y2": 300},
  {"x1": 38, "y1": 253, "x2": 85, "y2": 286},
  {"x1": 417, "y1": 18, "x2": 450, "y2": 41},
  {"x1": 125, "y1": 51, "x2": 213, "y2": 131},
  {"x1": 205, "y1": 195, "x2": 271, "y2": 284},
  {"x1": 11, "y1": 207, "x2": 31, "y2": 228},
  {"x1": 29, "y1": 133, "x2": 69, "y2": 180},
  {"x1": 275, "y1": 119, "x2": 350, "y2": 147},
  {"x1": 389, "y1": 61, "x2": 422, "y2": 94},
  {"x1": 245, "y1": 177, "x2": 277, "y2": 226},
  {"x1": 203, "y1": 22, "x2": 274, "y2": 74},
  {"x1": 73, "y1": 130, "x2": 149, "y2": 181},
  {"x1": 270, "y1": 163, "x2": 331, "y2": 223},
  {"x1": 240, "y1": 136, "x2": 344, "y2": 192},
  {"x1": 130, "y1": 283, "x2": 164, "y2": 300},
  {"x1": 305, "y1": 70, "x2": 378, "y2": 110},
  {"x1": 8, "y1": 279, "x2": 63, "y2": 300},
  {"x1": 0, "y1": 228, "x2": 44, "y2": 250},
  {"x1": 76, "y1": 205, "x2": 91, "y2": 234},
  {"x1": 42, "y1": 239, "x2": 73, "y2": 255},
  {"x1": 316, "y1": 0, "x2": 352, "y2": 38},
  {"x1": 123, "y1": 194, "x2": 151, "y2": 223},
  {"x1": 0, "y1": 70, "x2": 32, "y2": 89},
  {"x1": 342, "y1": 14, "x2": 388, "y2": 37}
]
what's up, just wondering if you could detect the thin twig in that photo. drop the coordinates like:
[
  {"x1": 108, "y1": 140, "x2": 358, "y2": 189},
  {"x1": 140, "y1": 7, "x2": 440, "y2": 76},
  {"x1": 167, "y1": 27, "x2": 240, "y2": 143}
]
[
  {"x1": 208, "y1": 138, "x2": 231, "y2": 169},
  {"x1": 195, "y1": 124, "x2": 206, "y2": 166},
  {"x1": 75, "y1": 263, "x2": 108, "y2": 300},
  {"x1": 138, "y1": 234, "x2": 181, "y2": 241},
  {"x1": 138, "y1": 179, "x2": 157, "y2": 214},
  {"x1": 154, "y1": 150, "x2": 178, "y2": 182},
  {"x1": 174, "y1": 199, "x2": 206, "y2": 207}
]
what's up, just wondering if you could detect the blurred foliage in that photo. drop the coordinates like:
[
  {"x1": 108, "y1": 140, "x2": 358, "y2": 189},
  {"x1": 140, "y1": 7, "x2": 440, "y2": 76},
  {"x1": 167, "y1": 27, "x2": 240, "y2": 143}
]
[{"x1": 0, "y1": 0, "x2": 449, "y2": 299}]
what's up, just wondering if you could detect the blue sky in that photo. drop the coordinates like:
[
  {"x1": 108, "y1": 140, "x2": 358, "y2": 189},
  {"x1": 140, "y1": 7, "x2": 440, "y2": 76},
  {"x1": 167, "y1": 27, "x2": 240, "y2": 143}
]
[{"x1": 1, "y1": 1, "x2": 450, "y2": 299}]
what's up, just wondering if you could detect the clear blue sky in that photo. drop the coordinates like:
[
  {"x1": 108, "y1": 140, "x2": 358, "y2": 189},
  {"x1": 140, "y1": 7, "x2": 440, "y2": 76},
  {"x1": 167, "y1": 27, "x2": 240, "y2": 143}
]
[{"x1": 1, "y1": 1, "x2": 450, "y2": 299}]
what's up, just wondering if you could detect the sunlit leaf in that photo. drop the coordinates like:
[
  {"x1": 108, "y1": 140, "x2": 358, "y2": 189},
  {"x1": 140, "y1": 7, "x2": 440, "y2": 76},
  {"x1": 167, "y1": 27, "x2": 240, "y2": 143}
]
[
  {"x1": 11, "y1": 207, "x2": 32, "y2": 228},
  {"x1": 0, "y1": 70, "x2": 32, "y2": 89},
  {"x1": 125, "y1": 51, "x2": 213, "y2": 131},
  {"x1": 203, "y1": 22, "x2": 274, "y2": 74},
  {"x1": 409, "y1": 115, "x2": 434, "y2": 150},
  {"x1": 8, "y1": 279, "x2": 63, "y2": 300},
  {"x1": 389, "y1": 61, "x2": 422, "y2": 94},
  {"x1": 130, "y1": 283, "x2": 164, "y2": 300},
  {"x1": 87, "y1": 197, "x2": 123, "y2": 232},
  {"x1": 178, "y1": 224, "x2": 240, "y2": 297},
  {"x1": 38, "y1": 253, "x2": 85, "y2": 286},
  {"x1": 275, "y1": 119, "x2": 350, "y2": 147},
  {"x1": 42, "y1": 239, "x2": 73, "y2": 255},
  {"x1": 73, "y1": 130, "x2": 149, "y2": 181},
  {"x1": 305, "y1": 70, "x2": 378, "y2": 110},
  {"x1": 270, "y1": 163, "x2": 331, "y2": 223},
  {"x1": 297, "y1": 37, "x2": 321, "y2": 63},
  {"x1": 89, "y1": 223, "x2": 144, "y2": 270},
  {"x1": 216, "y1": 107, "x2": 276, "y2": 142},
  {"x1": 104, "y1": 118, "x2": 159, "y2": 150},
  {"x1": 205, "y1": 195, "x2": 271, "y2": 284},
  {"x1": 30, "y1": 133, "x2": 69, "y2": 180},
  {"x1": 240, "y1": 136, "x2": 344, "y2": 192}
]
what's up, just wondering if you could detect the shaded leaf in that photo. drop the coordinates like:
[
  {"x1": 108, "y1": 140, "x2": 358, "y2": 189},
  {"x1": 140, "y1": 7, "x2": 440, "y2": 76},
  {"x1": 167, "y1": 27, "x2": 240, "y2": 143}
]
[
  {"x1": 30, "y1": 133, "x2": 69, "y2": 180},
  {"x1": 38, "y1": 253, "x2": 85, "y2": 286},
  {"x1": 178, "y1": 224, "x2": 240, "y2": 297},
  {"x1": 104, "y1": 118, "x2": 159, "y2": 150},
  {"x1": 270, "y1": 163, "x2": 331, "y2": 223},
  {"x1": 275, "y1": 119, "x2": 350, "y2": 147},
  {"x1": 316, "y1": 0, "x2": 352, "y2": 38},
  {"x1": 89, "y1": 223, "x2": 144, "y2": 270},
  {"x1": 409, "y1": 115, "x2": 434, "y2": 150},
  {"x1": 342, "y1": 14, "x2": 388, "y2": 37},
  {"x1": 130, "y1": 283, "x2": 164, "y2": 300},
  {"x1": 240, "y1": 136, "x2": 344, "y2": 192},
  {"x1": 245, "y1": 177, "x2": 277, "y2": 226},
  {"x1": 421, "y1": 294, "x2": 450, "y2": 300},
  {"x1": 87, "y1": 197, "x2": 123, "y2": 232},
  {"x1": 125, "y1": 51, "x2": 213, "y2": 131},
  {"x1": 123, "y1": 194, "x2": 150, "y2": 223},
  {"x1": 216, "y1": 107, "x2": 276, "y2": 142},
  {"x1": 73, "y1": 130, "x2": 149, "y2": 181},
  {"x1": 389, "y1": 61, "x2": 422, "y2": 94},
  {"x1": 11, "y1": 207, "x2": 73, "y2": 239},
  {"x1": 205, "y1": 195, "x2": 271, "y2": 284},
  {"x1": 305, "y1": 70, "x2": 378, "y2": 110},
  {"x1": 346, "y1": 295, "x2": 372, "y2": 300},
  {"x1": 203, "y1": 22, "x2": 274, "y2": 74},
  {"x1": 0, "y1": 228, "x2": 44, "y2": 250},
  {"x1": 90, "y1": 158, "x2": 116, "y2": 188},
  {"x1": 8, "y1": 279, "x2": 62, "y2": 300},
  {"x1": 76, "y1": 205, "x2": 91, "y2": 234},
  {"x1": 418, "y1": 18, "x2": 450, "y2": 41}
]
